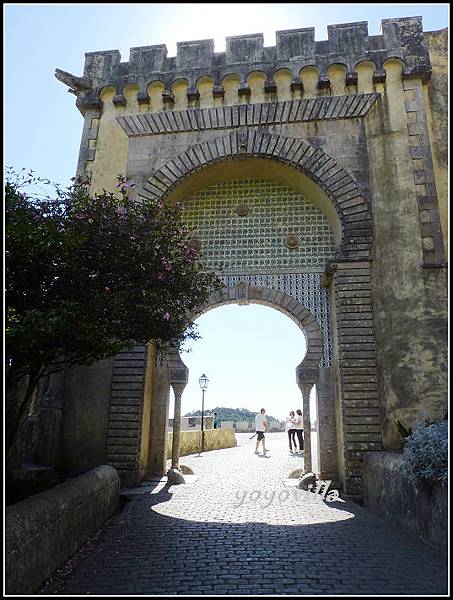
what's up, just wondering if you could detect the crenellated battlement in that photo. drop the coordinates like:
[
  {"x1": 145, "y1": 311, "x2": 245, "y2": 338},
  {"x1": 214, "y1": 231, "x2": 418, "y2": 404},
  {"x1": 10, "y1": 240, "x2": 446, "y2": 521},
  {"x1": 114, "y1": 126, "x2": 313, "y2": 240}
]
[{"x1": 61, "y1": 16, "x2": 435, "y2": 114}]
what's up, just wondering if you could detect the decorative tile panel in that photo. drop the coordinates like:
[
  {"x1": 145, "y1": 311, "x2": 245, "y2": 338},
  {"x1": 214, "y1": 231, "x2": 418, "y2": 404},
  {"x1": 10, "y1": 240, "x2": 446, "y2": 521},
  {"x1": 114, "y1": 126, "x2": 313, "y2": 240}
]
[
  {"x1": 181, "y1": 178, "x2": 335, "y2": 366},
  {"x1": 182, "y1": 178, "x2": 336, "y2": 272}
]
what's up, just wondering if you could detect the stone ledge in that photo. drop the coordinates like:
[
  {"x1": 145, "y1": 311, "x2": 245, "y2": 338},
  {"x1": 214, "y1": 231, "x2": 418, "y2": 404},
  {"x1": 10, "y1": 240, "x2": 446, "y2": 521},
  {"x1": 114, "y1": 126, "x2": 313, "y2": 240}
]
[{"x1": 6, "y1": 465, "x2": 120, "y2": 594}]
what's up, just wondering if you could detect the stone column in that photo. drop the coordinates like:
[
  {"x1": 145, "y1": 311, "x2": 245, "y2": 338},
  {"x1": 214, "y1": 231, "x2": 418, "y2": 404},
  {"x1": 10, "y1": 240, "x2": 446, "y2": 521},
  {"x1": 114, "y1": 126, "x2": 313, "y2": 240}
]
[
  {"x1": 146, "y1": 352, "x2": 171, "y2": 477},
  {"x1": 170, "y1": 388, "x2": 183, "y2": 471},
  {"x1": 298, "y1": 382, "x2": 313, "y2": 474},
  {"x1": 105, "y1": 345, "x2": 148, "y2": 488},
  {"x1": 167, "y1": 351, "x2": 189, "y2": 485},
  {"x1": 316, "y1": 367, "x2": 339, "y2": 483}
]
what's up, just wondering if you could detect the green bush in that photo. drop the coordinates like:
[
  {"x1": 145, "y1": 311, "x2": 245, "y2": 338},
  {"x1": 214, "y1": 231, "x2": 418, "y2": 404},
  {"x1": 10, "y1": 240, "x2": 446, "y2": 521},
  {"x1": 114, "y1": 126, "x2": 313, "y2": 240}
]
[{"x1": 399, "y1": 419, "x2": 448, "y2": 488}]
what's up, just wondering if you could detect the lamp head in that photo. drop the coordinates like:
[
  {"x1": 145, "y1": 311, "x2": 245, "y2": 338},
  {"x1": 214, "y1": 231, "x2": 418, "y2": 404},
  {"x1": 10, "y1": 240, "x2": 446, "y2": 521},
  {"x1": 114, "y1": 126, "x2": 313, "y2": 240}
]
[{"x1": 199, "y1": 373, "x2": 209, "y2": 390}]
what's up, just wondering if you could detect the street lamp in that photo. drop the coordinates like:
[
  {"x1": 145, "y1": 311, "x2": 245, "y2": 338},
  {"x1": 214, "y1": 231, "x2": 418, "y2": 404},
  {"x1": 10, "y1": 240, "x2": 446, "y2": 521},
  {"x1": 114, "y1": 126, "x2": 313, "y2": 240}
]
[{"x1": 199, "y1": 373, "x2": 209, "y2": 453}]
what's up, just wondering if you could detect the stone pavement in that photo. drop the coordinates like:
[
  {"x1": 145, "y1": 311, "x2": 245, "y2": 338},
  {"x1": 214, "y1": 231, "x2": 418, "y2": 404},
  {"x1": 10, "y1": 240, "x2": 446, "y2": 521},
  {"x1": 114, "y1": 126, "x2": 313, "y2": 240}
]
[{"x1": 39, "y1": 433, "x2": 448, "y2": 595}]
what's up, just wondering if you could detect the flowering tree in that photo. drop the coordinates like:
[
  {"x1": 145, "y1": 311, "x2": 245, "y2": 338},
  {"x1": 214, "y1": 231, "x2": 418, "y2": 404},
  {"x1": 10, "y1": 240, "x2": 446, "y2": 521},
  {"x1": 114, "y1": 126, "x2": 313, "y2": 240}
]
[{"x1": 5, "y1": 169, "x2": 220, "y2": 452}]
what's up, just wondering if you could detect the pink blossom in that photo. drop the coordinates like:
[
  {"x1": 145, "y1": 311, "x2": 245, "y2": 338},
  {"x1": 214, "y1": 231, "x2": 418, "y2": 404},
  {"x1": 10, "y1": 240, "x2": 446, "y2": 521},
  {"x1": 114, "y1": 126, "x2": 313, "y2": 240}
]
[
  {"x1": 183, "y1": 247, "x2": 198, "y2": 260},
  {"x1": 163, "y1": 312, "x2": 170, "y2": 320},
  {"x1": 104, "y1": 287, "x2": 111, "y2": 292}
]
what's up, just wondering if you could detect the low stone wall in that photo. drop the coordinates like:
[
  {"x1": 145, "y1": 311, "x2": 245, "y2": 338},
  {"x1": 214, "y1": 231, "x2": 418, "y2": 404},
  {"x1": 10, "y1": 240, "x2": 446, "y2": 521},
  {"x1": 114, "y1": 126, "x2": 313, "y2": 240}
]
[
  {"x1": 167, "y1": 428, "x2": 237, "y2": 458},
  {"x1": 6, "y1": 465, "x2": 120, "y2": 594},
  {"x1": 362, "y1": 452, "x2": 447, "y2": 554}
]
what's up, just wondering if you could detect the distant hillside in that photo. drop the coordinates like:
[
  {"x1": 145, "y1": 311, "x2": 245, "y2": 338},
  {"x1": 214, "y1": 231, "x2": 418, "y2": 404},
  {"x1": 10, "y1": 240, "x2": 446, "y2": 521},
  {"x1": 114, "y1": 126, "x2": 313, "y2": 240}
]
[{"x1": 184, "y1": 406, "x2": 282, "y2": 425}]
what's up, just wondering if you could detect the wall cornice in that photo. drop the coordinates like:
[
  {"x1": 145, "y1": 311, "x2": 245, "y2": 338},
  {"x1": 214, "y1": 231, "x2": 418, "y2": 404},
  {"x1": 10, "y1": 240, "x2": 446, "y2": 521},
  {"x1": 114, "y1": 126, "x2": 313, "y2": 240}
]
[{"x1": 116, "y1": 93, "x2": 379, "y2": 137}]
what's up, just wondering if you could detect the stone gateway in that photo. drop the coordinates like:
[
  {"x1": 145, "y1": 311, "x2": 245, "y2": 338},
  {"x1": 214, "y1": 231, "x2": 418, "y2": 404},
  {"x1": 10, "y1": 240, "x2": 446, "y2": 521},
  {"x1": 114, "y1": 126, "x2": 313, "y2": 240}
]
[{"x1": 47, "y1": 17, "x2": 447, "y2": 498}]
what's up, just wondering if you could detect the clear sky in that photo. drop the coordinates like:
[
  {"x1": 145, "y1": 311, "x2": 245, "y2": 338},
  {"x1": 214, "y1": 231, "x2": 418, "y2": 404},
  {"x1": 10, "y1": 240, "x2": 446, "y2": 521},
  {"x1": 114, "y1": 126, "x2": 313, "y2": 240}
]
[
  {"x1": 4, "y1": 3, "x2": 449, "y2": 420},
  {"x1": 5, "y1": 3, "x2": 448, "y2": 187},
  {"x1": 176, "y1": 304, "x2": 307, "y2": 420}
]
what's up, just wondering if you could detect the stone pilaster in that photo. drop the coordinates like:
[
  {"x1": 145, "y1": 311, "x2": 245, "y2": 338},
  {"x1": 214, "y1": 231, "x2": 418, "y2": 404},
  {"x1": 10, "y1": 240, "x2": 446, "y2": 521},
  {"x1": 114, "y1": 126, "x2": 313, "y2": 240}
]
[
  {"x1": 105, "y1": 345, "x2": 148, "y2": 487},
  {"x1": 332, "y1": 261, "x2": 382, "y2": 496},
  {"x1": 146, "y1": 352, "x2": 171, "y2": 478}
]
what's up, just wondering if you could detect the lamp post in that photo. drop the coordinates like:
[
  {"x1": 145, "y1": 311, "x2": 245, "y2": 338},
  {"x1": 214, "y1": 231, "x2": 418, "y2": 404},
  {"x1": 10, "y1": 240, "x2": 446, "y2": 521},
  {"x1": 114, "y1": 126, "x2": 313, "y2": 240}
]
[{"x1": 199, "y1": 373, "x2": 209, "y2": 453}]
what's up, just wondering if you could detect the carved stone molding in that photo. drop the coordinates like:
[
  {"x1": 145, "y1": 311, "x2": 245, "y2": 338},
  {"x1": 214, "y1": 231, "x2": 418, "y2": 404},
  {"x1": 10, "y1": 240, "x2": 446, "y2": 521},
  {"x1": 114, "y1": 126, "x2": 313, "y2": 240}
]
[
  {"x1": 139, "y1": 130, "x2": 373, "y2": 261},
  {"x1": 117, "y1": 94, "x2": 380, "y2": 137}
]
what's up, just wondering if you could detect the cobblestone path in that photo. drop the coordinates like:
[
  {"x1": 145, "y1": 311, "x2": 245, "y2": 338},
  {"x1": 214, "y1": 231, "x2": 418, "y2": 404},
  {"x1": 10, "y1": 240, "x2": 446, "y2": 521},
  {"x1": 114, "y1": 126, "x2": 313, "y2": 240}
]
[{"x1": 39, "y1": 433, "x2": 448, "y2": 595}]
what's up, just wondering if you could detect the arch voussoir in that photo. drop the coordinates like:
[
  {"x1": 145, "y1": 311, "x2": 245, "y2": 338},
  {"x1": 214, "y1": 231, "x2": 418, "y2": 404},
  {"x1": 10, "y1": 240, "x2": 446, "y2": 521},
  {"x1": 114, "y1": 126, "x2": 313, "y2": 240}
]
[{"x1": 139, "y1": 129, "x2": 373, "y2": 257}]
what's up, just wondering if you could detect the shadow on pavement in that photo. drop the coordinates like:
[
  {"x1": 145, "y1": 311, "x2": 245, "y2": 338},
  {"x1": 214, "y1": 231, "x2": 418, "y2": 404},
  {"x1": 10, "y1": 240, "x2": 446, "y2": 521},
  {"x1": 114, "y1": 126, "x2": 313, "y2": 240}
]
[{"x1": 37, "y1": 482, "x2": 448, "y2": 596}]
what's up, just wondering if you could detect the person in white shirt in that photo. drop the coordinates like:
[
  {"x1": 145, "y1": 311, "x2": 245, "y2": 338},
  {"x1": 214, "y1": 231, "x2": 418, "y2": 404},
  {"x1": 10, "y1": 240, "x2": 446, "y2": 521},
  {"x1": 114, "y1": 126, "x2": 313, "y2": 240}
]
[
  {"x1": 294, "y1": 409, "x2": 304, "y2": 452},
  {"x1": 254, "y1": 408, "x2": 268, "y2": 455},
  {"x1": 285, "y1": 411, "x2": 298, "y2": 453}
]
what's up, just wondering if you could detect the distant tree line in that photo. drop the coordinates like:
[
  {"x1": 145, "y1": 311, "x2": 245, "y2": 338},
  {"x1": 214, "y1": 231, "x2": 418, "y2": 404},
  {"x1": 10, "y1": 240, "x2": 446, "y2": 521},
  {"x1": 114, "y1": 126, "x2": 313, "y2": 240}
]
[{"x1": 184, "y1": 406, "x2": 282, "y2": 426}]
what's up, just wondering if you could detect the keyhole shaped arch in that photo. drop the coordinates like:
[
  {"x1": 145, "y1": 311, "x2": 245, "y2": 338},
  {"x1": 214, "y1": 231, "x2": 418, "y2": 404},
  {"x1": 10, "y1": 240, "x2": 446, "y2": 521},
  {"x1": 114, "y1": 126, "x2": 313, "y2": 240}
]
[{"x1": 191, "y1": 284, "x2": 324, "y2": 390}]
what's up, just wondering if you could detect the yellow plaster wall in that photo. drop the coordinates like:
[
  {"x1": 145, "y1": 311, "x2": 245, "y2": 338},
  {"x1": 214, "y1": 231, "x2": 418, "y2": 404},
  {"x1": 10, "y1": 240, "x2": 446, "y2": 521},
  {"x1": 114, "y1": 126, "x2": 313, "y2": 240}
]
[
  {"x1": 88, "y1": 87, "x2": 129, "y2": 195},
  {"x1": 148, "y1": 81, "x2": 165, "y2": 113},
  {"x1": 327, "y1": 64, "x2": 346, "y2": 96},
  {"x1": 365, "y1": 59, "x2": 447, "y2": 449},
  {"x1": 197, "y1": 76, "x2": 215, "y2": 108},
  {"x1": 167, "y1": 428, "x2": 237, "y2": 458},
  {"x1": 123, "y1": 84, "x2": 140, "y2": 114},
  {"x1": 172, "y1": 79, "x2": 189, "y2": 110},
  {"x1": 356, "y1": 61, "x2": 375, "y2": 94},
  {"x1": 222, "y1": 74, "x2": 240, "y2": 106},
  {"x1": 274, "y1": 68, "x2": 293, "y2": 101},
  {"x1": 247, "y1": 71, "x2": 266, "y2": 104},
  {"x1": 300, "y1": 66, "x2": 319, "y2": 99}
]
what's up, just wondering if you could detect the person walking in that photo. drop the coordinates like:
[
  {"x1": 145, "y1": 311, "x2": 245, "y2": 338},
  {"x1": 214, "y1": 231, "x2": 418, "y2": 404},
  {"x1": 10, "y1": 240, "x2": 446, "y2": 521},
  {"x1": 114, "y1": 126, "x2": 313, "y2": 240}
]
[
  {"x1": 286, "y1": 411, "x2": 297, "y2": 454},
  {"x1": 254, "y1": 408, "x2": 268, "y2": 455},
  {"x1": 294, "y1": 409, "x2": 304, "y2": 452}
]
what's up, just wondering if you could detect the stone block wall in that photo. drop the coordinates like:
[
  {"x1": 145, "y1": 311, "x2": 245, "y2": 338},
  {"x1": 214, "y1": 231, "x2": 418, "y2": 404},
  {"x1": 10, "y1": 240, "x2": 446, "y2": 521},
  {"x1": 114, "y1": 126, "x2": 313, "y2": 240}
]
[
  {"x1": 6, "y1": 465, "x2": 120, "y2": 594},
  {"x1": 362, "y1": 452, "x2": 447, "y2": 554},
  {"x1": 167, "y1": 428, "x2": 237, "y2": 459}
]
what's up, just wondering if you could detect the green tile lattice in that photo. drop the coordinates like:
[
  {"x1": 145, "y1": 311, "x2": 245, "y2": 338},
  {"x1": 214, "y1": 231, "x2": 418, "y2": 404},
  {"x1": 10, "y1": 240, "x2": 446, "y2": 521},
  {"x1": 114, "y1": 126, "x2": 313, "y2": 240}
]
[{"x1": 182, "y1": 178, "x2": 335, "y2": 273}]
